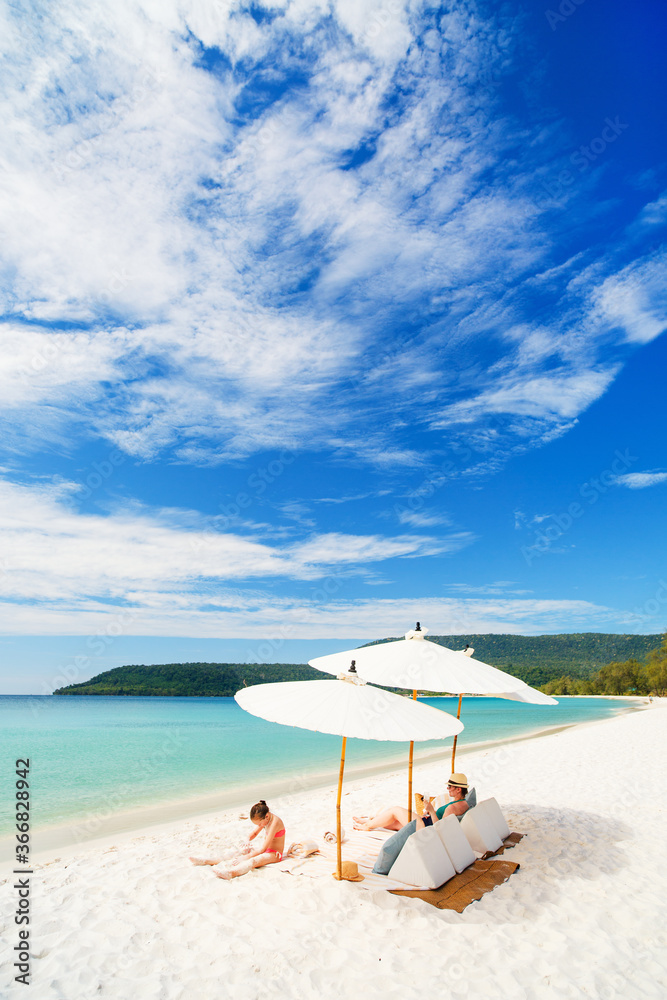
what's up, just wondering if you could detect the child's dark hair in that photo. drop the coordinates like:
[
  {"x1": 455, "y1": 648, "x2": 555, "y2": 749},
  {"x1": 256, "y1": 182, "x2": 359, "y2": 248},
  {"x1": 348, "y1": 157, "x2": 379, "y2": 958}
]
[{"x1": 250, "y1": 800, "x2": 269, "y2": 820}]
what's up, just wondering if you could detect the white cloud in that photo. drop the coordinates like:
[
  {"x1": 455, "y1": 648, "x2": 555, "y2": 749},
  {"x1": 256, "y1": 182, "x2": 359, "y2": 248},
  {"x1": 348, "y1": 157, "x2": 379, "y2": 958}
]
[
  {"x1": 278, "y1": 501, "x2": 316, "y2": 528},
  {"x1": 614, "y1": 471, "x2": 667, "y2": 489},
  {"x1": 396, "y1": 509, "x2": 451, "y2": 528},
  {"x1": 0, "y1": 591, "x2": 622, "y2": 641},
  {"x1": 442, "y1": 581, "x2": 533, "y2": 596},
  {"x1": 433, "y1": 366, "x2": 618, "y2": 425},
  {"x1": 0, "y1": 474, "x2": 639, "y2": 641},
  {"x1": 0, "y1": 477, "x2": 469, "y2": 608},
  {"x1": 0, "y1": 0, "x2": 663, "y2": 476},
  {"x1": 591, "y1": 249, "x2": 667, "y2": 344},
  {"x1": 313, "y1": 491, "x2": 388, "y2": 504},
  {"x1": 289, "y1": 530, "x2": 473, "y2": 566}
]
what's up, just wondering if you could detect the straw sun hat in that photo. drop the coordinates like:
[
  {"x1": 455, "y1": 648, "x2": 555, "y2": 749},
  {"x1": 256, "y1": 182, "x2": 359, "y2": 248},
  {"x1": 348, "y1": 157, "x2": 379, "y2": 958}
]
[
  {"x1": 448, "y1": 773, "x2": 468, "y2": 788},
  {"x1": 333, "y1": 861, "x2": 364, "y2": 882}
]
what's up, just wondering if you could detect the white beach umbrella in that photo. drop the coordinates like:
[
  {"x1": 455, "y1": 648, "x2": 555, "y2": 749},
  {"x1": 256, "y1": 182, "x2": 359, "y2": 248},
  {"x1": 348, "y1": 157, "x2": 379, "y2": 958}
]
[
  {"x1": 234, "y1": 663, "x2": 463, "y2": 880},
  {"x1": 309, "y1": 624, "x2": 557, "y2": 808}
]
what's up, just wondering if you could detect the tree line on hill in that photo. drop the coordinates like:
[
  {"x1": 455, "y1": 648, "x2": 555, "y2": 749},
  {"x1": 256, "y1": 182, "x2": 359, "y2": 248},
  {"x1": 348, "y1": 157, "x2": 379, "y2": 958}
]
[
  {"x1": 540, "y1": 634, "x2": 667, "y2": 696},
  {"x1": 383, "y1": 632, "x2": 660, "y2": 685},
  {"x1": 51, "y1": 632, "x2": 666, "y2": 697},
  {"x1": 53, "y1": 662, "x2": 321, "y2": 697}
]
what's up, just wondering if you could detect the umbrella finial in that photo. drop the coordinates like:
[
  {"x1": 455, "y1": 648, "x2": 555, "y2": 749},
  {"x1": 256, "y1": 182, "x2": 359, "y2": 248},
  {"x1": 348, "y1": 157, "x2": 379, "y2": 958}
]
[
  {"x1": 338, "y1": 660, "x2": 366, "y2": 685},
  {"x1": 405, "y1": 623, "x2": 427, "y2": 640}
]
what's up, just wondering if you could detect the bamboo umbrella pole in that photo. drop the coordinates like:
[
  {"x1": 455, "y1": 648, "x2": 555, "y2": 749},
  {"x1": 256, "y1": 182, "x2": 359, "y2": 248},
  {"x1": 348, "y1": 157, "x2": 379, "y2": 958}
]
[
  {"x1": 407, "y1": 689, "x2": 417, "y2": 819},
  {"x1": 450, "y1": 693, "x2": 464, "y2": 771},
  {"x1": 334, "y1": 736, "x2": 347, "y2": 880}
]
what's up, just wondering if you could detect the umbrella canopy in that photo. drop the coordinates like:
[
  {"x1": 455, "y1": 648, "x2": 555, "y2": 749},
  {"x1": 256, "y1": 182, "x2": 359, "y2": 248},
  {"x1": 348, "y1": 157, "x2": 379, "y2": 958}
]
[
  {"x1": 309, "y1": 625, "x2": 558, "y2": 702},
  {"x1": 235, "y1": 665, "x2": 463, "y2": 879},
  {"x1": 309, "y1": 624, "x2": 557, "y2": 782}
]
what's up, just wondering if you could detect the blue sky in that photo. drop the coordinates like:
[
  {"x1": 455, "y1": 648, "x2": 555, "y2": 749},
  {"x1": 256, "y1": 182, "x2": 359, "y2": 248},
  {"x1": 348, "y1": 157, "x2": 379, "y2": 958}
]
[{"x1": 1, "y1": 0, "x2": 666, "y2": 693}]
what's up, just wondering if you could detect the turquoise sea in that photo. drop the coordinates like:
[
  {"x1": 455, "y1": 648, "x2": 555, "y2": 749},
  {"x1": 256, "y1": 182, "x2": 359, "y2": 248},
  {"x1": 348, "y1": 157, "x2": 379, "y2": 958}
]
[{"x1": 0, "y1": 694, "x2": 637, "y2": 842}]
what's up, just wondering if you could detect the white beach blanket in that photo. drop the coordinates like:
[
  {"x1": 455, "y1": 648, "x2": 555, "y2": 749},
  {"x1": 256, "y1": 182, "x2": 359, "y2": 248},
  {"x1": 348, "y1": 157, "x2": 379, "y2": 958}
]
[{"x1": 279, "y1": 829, "x2": 428, "y2": 891}]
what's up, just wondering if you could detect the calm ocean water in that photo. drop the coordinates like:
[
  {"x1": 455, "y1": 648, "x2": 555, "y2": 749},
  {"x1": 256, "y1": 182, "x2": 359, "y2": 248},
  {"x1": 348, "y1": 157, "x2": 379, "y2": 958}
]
[{"x1": 0, "y1": 694, "x2": 636, "y2": 838}]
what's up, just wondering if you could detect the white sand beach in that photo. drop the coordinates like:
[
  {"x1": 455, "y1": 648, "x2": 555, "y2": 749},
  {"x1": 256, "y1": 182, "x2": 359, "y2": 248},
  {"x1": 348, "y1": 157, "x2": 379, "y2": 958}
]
[{"x1": 2, "y1": 701, "x2": 666, "y2": 1000}]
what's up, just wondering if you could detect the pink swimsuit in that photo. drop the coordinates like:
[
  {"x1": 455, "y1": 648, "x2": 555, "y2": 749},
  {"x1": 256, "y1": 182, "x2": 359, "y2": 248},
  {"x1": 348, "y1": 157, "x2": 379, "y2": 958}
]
[{"x1": 265, "y1": 828, "x2": 285, "y2": 858}]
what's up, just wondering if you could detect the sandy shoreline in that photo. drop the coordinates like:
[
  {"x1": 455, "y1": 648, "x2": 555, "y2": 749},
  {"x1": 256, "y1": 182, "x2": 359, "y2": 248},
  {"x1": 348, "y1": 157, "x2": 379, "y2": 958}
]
[
  {"x1": 1, "y1": 699, "x2": 665, "y2": 998},
  {"x1": 0, "y1": 698, "x2": 646, "y2": 865}
]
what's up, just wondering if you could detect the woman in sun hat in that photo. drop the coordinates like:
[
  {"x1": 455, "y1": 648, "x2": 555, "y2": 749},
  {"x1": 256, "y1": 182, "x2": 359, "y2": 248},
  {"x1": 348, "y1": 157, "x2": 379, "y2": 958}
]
[
  {"x1": 368, "y1": 774, "x2": 471, "y2": 876},
  {"x1": 418, "y1": 773, "x2": 469, "y2": 827},
  {"x1": 353, "y1": 773, "x2": 470, "y2": 832}
]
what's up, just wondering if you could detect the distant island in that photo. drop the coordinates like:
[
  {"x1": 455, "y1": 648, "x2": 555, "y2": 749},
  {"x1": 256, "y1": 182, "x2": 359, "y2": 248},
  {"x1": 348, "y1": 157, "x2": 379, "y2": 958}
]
[
  {"x1": 53, "y1": 662, "x2": 321, "y2": 697},
  {"x1": 52, "y1": 632, "x2": 666, "y2": 697}
]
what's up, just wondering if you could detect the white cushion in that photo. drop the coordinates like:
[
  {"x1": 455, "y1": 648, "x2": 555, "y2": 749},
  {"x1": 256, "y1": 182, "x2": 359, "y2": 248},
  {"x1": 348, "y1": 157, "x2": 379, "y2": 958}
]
[
  {"x1": 388, "y1": 825, "x2": 456, "y2": 889},
  {"x1": 434, "y1": 815, "x2": 476, "y2": 873},
  {"x1": 476, "y1": 797, "x2": 511, "y2": 840},
  {"x1": 459, "y1": 805, "x2": 504, "y2": 855}
]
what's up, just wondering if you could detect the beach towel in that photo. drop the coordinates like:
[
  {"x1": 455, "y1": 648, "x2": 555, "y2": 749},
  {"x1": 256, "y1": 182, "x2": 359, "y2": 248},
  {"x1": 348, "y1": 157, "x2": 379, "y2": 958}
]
[
  {"x1": 323, "y1": 828, "x2": 347, "y2": 843},
  {"x1": 286, "y1": 839, "x2": 320, "y2": 858},
  {"x1": 279, "y1": 830, "x2": 402, "y2": 884}
]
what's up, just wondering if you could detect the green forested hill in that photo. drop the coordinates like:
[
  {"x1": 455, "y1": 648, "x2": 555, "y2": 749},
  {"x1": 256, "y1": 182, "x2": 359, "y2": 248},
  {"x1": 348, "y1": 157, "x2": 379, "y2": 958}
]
[
  {"x1": 53, "y1": 662, "x2": 321, "y2": 697},
  {"x1": 52, "y1": 633, "x2": 662, "y2": 696},
  {"x1": 363, "y1": 632, "x2": 661, "y2": 687}
]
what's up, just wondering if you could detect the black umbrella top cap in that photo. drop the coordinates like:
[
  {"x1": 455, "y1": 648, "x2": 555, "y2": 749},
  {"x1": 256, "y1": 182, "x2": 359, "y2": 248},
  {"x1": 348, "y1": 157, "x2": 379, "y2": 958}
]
[
  {"x1": 405, "y1": 623, "x2": 428, "y2": 640},
  {"x1": 338, "y1": 659, "x2": 366, "y2": 685}
]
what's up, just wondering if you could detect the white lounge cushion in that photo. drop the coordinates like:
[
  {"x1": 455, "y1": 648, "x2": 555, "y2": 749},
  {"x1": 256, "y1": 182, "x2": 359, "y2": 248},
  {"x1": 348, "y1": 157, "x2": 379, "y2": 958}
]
[
  {"x1": 459, "y1": 805, "x2": 504, "y2": 855},
  {"x1": 434, "y1": 815, "x2": 476, "y2": 873},
  {"x1": 476, "y1": 797, "x2": 511, "y2": 840},
  {"x1": 388, "y1": 825, "x2": 456, "y2": 889}
]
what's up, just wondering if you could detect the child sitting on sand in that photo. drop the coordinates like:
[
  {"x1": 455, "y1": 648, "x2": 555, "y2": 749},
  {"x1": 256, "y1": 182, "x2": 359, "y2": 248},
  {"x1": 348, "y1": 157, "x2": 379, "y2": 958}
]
[{"x1": 189, "y1": 800, "x2": 286, "y2": 880}]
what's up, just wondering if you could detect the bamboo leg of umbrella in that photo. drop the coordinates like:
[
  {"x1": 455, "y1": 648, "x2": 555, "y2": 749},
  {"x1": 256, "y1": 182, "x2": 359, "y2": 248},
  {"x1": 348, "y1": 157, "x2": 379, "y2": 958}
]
[
  {"x1": 407, "y1": 689, "x2": 417, "y2": 820},
  {"x1": 450, "y1": 693, "x2": 463, "y2": 771},
  {"x1": 334, "y1": 736, "x2": 346, "y2": 880}
]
